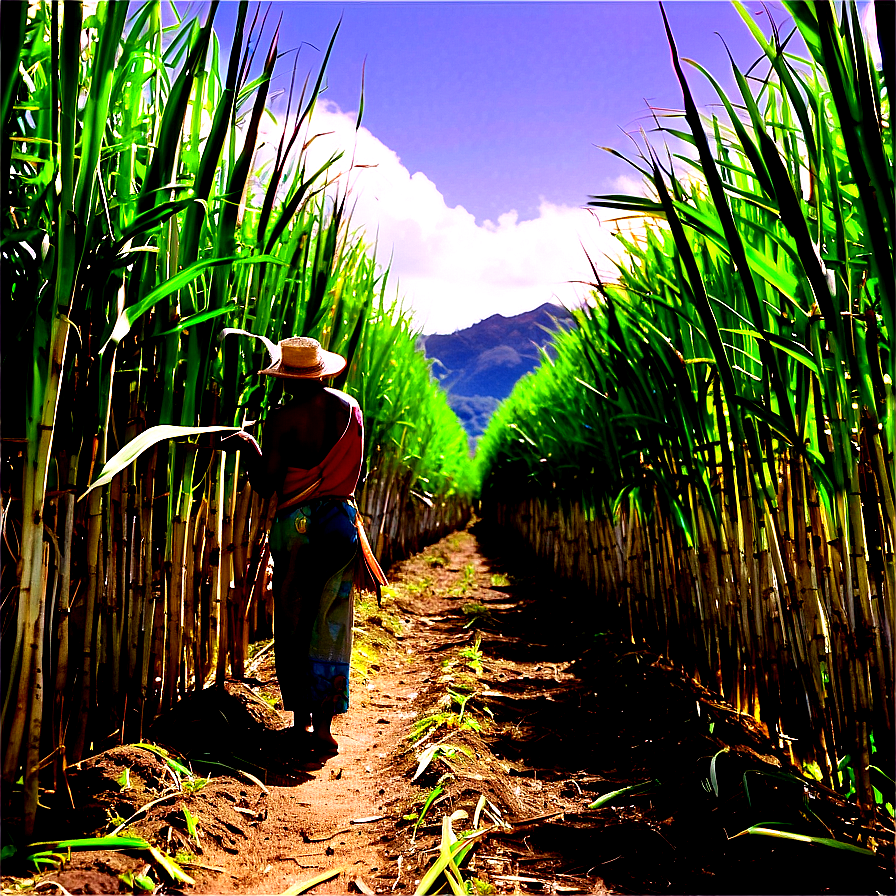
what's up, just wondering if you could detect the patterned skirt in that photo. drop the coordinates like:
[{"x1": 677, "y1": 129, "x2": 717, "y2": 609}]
[{"x1": 269, "y1": 497, "x2": 359, "y2": 716}]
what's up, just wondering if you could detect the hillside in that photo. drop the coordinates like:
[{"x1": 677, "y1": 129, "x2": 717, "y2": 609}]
[{"x1": 422, "y1": 302, "x2": 573, "y2": 441}]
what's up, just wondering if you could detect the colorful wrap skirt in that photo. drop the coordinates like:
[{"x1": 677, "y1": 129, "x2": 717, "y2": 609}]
[{"x1": 268, "y1": 497, "x2": 359, "y2": 717}]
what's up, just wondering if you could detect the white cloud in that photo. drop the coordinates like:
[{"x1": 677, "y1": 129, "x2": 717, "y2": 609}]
[
  {"x1": 258, "y1": 101, "x2": 626, "y2": 333},
  {"x1": 862, "y1": 2, "x2": 880, "y2": 66}
]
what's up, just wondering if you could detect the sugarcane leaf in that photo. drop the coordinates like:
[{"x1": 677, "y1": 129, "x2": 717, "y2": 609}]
[
  {"x1": 100, "y1": 256, "x2": 236, "y2": 351},
  {"x1": 761, "y1": 332, "x2": 821, "y2": 376},
  {"x1": 114, "y1": 196, "x2": 203, "y2": 249},
  {"x1": 101, "y1": 255, "x2": 285, "y2": 352},
  {"x1": 80, "y1": 426, "x2": 239, "y2": 499},
  {"x1": 27, "y1": 837, "x2": 150, "y2": 852},
  {"x1": 729, "y1": 825, "x2": 875, "y2": 855},
  {"x1": 146, "y1": 846, "x2": 196, "y2": 885},
  {"x1": 280, "y1": 867, "x2": 345, "y2": 895},
  {"x1": 733, "y1": 396, "x2": 797, "y2": 444},
  {"x1": 412, "y1": 745, "x2": 442, "y2": 782},
  {"x1": 588, "y1": 779, "x2": 658, "y2": 809},
  {"x1": 219, "y1": 327, "x2": 281, "y2": 367},
  {"x1": 154, "y1": 304, "x2": 236, "y2": 337}
]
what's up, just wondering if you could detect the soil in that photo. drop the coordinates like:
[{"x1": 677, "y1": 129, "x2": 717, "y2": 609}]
[{"x1": 2, "y1": 521, "x2": 894, "y2": 896}]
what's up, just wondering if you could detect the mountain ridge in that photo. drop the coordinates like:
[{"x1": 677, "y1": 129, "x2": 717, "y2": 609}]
[{"x1": 422, "y1": 302, "x2": 573, "y2": 442}]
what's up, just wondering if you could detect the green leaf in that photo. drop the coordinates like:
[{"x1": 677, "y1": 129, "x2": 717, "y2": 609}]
[
  {"x1": 153, "y1": 304, "x2": 236, "y2": 338},
  {"x1": 146, "y1": 846, "x2": 196, "y2": 885},
  {"x1": 183, "y1": 806, "x2": 200, "y2": 846},
  {"x1": 412, "y1": 784, "x2": 446, "y2": 840},
  {"x1": 114, "y1": 196, "x2": 203, "y2": 250},
  {"x1": 279, "y1": 867, "x2": 345, "y2": 895},
  {"x1": 588, "y1": 779, "x2": 659, "y2": 809},
  {"x1": 101, "y1": 255, "x2": 286, "y2": 352},
  {"x1": 28, "y1": 836, "x2": 150, "y2": 852},
  {"x1": 729, "y1": 825, "x2": 876, "y2": 855},
  {"x1": 80, "y1": 426, "x2": 239, "y2": 499},
  {"x1": 708, "y1": 747, "x2": 729, "y2": 797},
  {"x1": 134, "y1": 743, "x2": 193, "y2": 778}
]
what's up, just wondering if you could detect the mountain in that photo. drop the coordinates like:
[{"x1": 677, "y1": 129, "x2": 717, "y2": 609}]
[{"x1": 422, "y1": 302, "x2": 573, "y2": 443}]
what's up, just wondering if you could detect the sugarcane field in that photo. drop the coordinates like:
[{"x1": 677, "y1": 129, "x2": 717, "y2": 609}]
[{"x1": 1, "y1": 2, "x2": 893, "y2": 895}]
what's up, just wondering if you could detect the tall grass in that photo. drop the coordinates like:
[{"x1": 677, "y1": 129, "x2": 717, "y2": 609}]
[
  {"x1": 1, "y1": 0, "x2": 474, "y2": 835},
  {"x1": 479, "y1": 0, "x2": 892, "y2": 820}
]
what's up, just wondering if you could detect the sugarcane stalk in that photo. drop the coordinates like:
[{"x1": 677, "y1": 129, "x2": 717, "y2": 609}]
[
  {"x1": 23, "y1": 541, "x2": 51, "y2": 835},
  {"x1": 183, "y1": 495, "x2": 205, "y2": 688},
  {"x1": 53, "y1": 456, "x2": 77, "y2": 788},
  {"x1": 214, "y1": 451, "x2": 228, "y2": 686},
  {"x1": 133, "y1": 445, "x2": 158, "y2": 740}
]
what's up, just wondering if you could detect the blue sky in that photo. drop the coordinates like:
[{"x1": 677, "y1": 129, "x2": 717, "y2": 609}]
[
  {"x1": 213, "y1": 2, "x2": 772, "y2": 221},
  {"x1": 189, "y1": 2, "x2": 828, "y2": 331}
]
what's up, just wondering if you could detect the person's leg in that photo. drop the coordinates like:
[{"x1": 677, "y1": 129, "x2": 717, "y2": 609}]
[
  {"x1": 275, "y1": 560, "x2": 328, "y2": 719},
  {"x1": 273, "y1": 501, "x2": 356, "y2": 752},
  {"x1": 310, "y1": 704, "x2": 337, "y2": 752},
  {"x1": 305, "y1": 503, "x2": 358, "y2": 752},
  {"x1": 306, "y1": 572, "x2": 351, "y2": 753},
  {"x1": 271, "y1": 511, "x2": 329, "y2": 733}
]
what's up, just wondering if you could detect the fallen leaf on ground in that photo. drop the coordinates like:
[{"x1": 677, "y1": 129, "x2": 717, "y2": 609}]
[{"x1": 279, "y1": 866, "x2": 344, "y2": 895}]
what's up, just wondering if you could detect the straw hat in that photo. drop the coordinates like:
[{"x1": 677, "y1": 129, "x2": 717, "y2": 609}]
[{"x1": 258, "y1": 337, "x2": 346, "y2": 379}]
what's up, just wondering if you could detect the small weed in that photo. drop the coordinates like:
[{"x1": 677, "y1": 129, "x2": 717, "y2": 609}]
[
  {"x1": 182, "y1": 807, "x2": 201, "y2": 849},
  {"x1": 119, "y1": 869, "x2": 156, "y2": 892},
  {"x1": 351, "y1": 641, "x2": 382, "y2": 681},
  {"x1": 106, "y1": 810, "x2": 127, "y2": 829},
  {"x1": 410, "y1": 708, "x2": 484, "y2": 742},
  {"x1": 411, "y1": 688, "x2": 491, "y2": 742},
  {"x1": 409, "y1": 778, "x2": 452, "y2": 840},
  {"x1": 461, "y1": 602, "x2": 489, "y2": 628},
  {"x1": 181, "y1": 776, "x2": 208, "y2": 795},
  {"x1": 489, "y1": 573, "x2": 509, "y2": 587},
  {"x1": 802, "y1": 761, "x2": 824, "y2": 782},
  {"x1": 246, "y1": 638, "x2": 273, "y2": 661},
  {"x1": 413, "y1": 744, "x2": 473, "y2": 781},
  {"x1": 352, "y1": 586, "x2": 405, "y2": 680},
  {"x1": 441, "y1": 673, "x2": 477, "y2": 694},
  {"x1": 441, "y1": 563, "x2": 476, "y2": 598},
  {"x1": 403, "y1": 576, "x2": 433, "y2": 596},
  {"x1": 255, "y1": 691, "x2": 279, "y2": 710},
  {"x1": 427, "y1": 553, "x2": 448, "y2": 568},
  {"x1": 459, "y1": 634, "x2": 485, "y2": 675}
]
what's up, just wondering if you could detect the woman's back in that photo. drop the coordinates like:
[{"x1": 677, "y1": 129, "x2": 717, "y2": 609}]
[
  {"x1": 269, "y1": 387, "x2": 351, "y2": 470},
  {"x1": 256, "y1": 384, "x2": 362, "y2": 503}
]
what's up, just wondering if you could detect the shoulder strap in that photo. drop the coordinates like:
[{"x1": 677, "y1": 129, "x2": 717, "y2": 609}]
[{"x1": 325, "y1": 387, "x2": 359, "y2": 410}]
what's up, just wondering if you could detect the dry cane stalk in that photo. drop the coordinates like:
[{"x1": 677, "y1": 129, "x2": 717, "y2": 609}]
[
  {"x1": 68, "y1": 482, "x2": 103, "y2": 765},
  {"x1": 214, "y1": 451, "x2": 228, "y2": 686},
  {"x1": 135, "y1": 446, "x2": 158, "y2": 740},
  {"x1": 53, "y1": 464, "x2": 76, "y2": 788}
]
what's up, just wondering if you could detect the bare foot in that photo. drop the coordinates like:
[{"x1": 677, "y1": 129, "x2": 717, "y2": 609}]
[{"x1": 311, "y1": 731, "x2": 339, "y2": 754}]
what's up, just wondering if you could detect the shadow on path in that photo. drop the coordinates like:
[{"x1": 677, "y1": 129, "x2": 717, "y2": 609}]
[{"x1": 408, "y1": 519, "x2": 896, "y2": 896}]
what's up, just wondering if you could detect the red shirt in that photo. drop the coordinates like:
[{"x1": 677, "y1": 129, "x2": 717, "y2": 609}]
[{"x1": 280, "y1": 390, "x2": 363, "y2": 504}]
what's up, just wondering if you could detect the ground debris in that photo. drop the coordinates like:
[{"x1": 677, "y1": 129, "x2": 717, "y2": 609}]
[{"x1": 4, "y1": 525, "x2": 892, "y2": 896}]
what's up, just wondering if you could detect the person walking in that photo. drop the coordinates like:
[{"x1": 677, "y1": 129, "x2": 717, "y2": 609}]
[{"x1": 221, "y1": 337, "x2": 386, "y2": 755}]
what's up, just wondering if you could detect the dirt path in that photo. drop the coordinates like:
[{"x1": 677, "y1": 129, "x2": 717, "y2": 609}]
[{"x1": 4, "y1": 523, "x2": 893, "y2": 896}]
